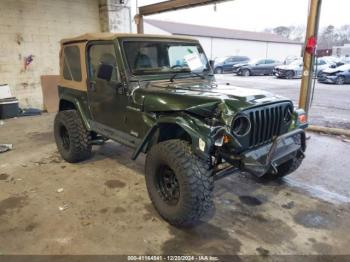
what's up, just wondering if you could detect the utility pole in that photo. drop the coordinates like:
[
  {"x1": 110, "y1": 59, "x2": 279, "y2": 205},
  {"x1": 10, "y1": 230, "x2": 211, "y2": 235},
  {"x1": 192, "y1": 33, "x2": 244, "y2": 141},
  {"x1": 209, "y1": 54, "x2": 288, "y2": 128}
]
[{"x1": 299, "y1": 0, "x2": 322, "y2": 116}]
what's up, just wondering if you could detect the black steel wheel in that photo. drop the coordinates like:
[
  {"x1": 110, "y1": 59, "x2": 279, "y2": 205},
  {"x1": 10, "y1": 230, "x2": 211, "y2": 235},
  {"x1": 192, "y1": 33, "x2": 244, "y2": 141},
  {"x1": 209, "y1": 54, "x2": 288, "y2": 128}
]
[{"x1": 156, "y1": 165, "x2": 180, "y2": 205}]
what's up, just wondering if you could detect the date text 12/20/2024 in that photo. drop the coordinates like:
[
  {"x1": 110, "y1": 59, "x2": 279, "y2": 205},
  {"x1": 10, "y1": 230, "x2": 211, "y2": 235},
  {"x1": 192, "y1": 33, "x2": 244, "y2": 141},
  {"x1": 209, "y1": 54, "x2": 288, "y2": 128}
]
[{"x1": 127, "y1": 255, "x2": 219, "y2": 261}]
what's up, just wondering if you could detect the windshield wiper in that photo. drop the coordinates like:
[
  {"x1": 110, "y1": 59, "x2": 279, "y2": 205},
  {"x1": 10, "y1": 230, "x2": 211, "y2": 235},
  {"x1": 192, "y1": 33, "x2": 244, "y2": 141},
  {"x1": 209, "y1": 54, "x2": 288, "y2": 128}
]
[{"x1": 170, "y1": 71, "x2": 205, "y2": 82}]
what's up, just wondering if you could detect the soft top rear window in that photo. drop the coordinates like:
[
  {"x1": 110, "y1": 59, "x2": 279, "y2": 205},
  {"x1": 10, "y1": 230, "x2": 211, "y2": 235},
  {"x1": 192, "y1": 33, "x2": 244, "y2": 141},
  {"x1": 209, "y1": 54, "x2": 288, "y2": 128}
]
[{"x1": 63, "y1": 45, "x2": 82, "y2": 82}]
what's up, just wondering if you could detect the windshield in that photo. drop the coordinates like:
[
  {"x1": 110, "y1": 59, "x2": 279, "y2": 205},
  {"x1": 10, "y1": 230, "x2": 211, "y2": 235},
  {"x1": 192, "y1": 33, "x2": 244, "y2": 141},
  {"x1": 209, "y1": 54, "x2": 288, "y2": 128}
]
[
  {"x1": 249, "y1": 59, "x2": 264, "y2": 65},
  {"x1": 122, "y1": 40, "x2": 210, "y2": 76},
  {"x1": 290, "y1": 59, "x2": 303, "y2": 66},
  {"x1": 334, "y1": 64, "x2": 350, "y2": 71},
  {"x1": 215, "y1": 57, "x2": 229, "y2": 64}
]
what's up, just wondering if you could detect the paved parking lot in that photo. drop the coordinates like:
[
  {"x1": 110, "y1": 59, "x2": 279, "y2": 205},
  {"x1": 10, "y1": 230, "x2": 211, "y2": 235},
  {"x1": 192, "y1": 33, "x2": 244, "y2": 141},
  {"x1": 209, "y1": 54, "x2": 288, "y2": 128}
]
[
  {"x1": 1, "y1": 114, "x2": 350, "y2": 256},
  {"x1": 216, "y1": 74, "x2": 350, "y2": 129}
]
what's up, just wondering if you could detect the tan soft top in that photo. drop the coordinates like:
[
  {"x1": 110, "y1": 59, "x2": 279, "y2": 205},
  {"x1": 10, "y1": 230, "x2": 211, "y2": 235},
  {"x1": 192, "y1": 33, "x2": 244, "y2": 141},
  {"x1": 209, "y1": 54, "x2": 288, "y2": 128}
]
[{"x1": 61, "y1": 33, "x2": 197, "y2": 45}]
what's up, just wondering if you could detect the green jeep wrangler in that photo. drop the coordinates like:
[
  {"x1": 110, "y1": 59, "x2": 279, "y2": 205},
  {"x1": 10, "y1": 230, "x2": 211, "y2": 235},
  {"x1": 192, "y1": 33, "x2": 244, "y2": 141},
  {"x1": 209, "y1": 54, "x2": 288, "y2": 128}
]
[{"x1": 54, "y1": 33, "x2": 308, "y2": 227}]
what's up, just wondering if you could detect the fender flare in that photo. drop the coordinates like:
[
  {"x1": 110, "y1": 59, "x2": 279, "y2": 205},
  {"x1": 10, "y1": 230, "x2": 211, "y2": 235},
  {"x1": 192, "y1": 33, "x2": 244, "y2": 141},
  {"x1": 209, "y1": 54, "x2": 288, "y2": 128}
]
[
  {"x1": 58, "y1": 94, "x2": 91, "y2": 130},
  {"x1": 131, "y1": 116, "x2": 213, "y2": 161}
]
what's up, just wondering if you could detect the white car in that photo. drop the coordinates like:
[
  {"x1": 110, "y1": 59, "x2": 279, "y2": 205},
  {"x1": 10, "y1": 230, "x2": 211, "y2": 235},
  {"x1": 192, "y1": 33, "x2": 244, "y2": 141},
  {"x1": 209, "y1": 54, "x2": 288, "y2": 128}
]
[{"x1": 274, "y1": 58, "x2": 336, "y2": 79}]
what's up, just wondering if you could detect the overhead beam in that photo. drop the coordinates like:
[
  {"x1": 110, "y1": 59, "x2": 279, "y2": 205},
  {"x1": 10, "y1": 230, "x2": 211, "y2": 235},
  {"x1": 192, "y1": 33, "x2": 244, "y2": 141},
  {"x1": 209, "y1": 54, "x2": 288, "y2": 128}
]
[
  {"x1": 139, "y1": 0, "x2": 232, "y2": 16},
  {"x1": 136, "y1": 0, "x2": 232, "y2": 33}
]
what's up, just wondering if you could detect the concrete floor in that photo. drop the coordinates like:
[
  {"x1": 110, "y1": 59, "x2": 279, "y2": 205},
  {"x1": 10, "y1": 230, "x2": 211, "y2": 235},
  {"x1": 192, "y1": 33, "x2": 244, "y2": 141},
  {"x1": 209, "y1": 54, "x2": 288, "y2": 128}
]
[
  {"x1": 216, "y1": 75, "x2": 350, "y2": 129},
  {"x1": 1, "y1": 113, "x2": 350, "y2": 255}
]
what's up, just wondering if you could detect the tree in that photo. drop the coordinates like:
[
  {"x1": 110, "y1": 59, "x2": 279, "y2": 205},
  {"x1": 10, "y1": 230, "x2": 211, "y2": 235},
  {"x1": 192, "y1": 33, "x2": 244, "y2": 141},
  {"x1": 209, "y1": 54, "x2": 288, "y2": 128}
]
[
  {"x1": 272, "y1": 26, "x2": 292, "y2": 39},
  {"x1": 264, "y1": 24, "x2": 350, "y2": 50}
]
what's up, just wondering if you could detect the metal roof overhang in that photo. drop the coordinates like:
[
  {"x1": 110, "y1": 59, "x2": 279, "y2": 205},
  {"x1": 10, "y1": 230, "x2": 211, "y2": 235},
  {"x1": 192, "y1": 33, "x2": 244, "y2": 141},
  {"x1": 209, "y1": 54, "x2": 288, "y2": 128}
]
[{"x1": 138, "y1": 0, "x2": 232, "y2": 16}]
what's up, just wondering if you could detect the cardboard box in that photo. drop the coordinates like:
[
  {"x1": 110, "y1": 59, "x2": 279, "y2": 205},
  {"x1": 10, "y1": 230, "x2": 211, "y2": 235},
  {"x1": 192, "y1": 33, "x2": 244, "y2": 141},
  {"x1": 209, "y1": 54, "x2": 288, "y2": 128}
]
[{"x1": 41, "y1": 75, "x2": 59, "y2": 113}]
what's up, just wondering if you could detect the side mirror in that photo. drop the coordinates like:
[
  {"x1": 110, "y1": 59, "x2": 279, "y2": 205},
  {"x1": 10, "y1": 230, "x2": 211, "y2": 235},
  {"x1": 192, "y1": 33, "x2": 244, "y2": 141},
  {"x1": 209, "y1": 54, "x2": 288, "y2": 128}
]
[{"x1": 97, "y1": 64, "x2": 114, "y2": 82}]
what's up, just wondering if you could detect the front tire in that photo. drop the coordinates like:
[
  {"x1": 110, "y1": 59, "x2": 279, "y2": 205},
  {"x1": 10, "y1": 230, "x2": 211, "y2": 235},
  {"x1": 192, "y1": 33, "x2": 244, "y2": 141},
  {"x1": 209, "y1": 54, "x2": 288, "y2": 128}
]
[
  {"x1": 262, "y1": 153, "x2": 304, "y2": 179},
  {"x1": 54, "y1": 110, "x2": 92, "y2": 163},
  {"x1": 286, "y1": 70, "x2": 295, "y2": 79},
  {"x1": 336, "y1": 76, "x2": 345, "y2": 85},
  {"x1": 214, "y1": 67, "x2": 223, "y2": 74},
  {"x1": 242, "y1": 69, "x2": 251, "y2": 77},
  {"x1": 145, "y1": 140, "x2": 214, "y2": 227}
]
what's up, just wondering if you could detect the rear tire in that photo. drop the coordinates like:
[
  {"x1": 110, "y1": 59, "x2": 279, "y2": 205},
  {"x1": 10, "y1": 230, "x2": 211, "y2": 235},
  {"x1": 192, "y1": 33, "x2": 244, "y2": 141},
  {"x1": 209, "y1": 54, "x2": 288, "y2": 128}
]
[
  {"x1": 54, "y1": 110, "x2": 92, "y2": 163},
  {"x1": 145, "y1": 140, "x2": 214, "y2": 227}
]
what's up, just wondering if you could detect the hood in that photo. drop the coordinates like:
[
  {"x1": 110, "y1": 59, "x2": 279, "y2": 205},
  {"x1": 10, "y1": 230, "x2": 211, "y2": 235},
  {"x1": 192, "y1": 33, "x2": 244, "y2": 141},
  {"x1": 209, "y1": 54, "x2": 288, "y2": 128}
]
[
  {"x1": 322, "y1": 64, "x2": 350, "y2": 74},
  {"x1": 275, "y1": 64, "x2": 301, "y2": 70},
  {"x1": 233, "y1": 62, "x2": 249, "y2": 68},
  {"x1": 132, "y1": 80, "x2": 290, "y2": 118}
]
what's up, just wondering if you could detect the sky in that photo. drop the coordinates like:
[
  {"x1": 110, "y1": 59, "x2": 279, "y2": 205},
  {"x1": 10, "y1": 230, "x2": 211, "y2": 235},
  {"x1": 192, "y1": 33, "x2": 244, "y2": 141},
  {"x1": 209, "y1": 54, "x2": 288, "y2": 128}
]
[{"x1": 132, "y1": 0, "x2": 350, "y2": 32}]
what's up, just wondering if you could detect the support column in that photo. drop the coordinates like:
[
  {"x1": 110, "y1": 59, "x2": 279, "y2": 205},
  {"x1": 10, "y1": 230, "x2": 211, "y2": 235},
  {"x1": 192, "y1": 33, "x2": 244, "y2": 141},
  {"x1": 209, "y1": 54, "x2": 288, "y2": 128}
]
[
  {"x1": 99, "y1": 0, "x2": 132, "y2": 33},
  {"x1": 299, "y1": 0, "x2": 322, "y2": 116},
  {"x1": 135, "y1": 14, "x2": 144, "y2": 34}
]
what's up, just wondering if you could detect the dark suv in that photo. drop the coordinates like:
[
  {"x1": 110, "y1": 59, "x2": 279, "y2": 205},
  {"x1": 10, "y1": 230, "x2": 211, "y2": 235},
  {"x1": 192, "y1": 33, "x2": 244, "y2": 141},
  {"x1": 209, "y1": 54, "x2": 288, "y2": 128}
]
[
  {"x1": 54, "y1": 33, "x2": 308, "y2": 227},
  {"x1": 214, "y1": 56, "x2": 250, "y2": 74},
  {"x1": 236, "y1": 59, "x2": 281, "y2": 76}
]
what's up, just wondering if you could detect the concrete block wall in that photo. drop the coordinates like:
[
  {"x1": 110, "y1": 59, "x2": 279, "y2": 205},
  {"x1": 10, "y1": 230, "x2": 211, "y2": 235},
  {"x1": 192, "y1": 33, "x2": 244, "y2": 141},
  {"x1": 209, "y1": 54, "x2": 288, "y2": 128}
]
[
  {"x1": 0, "y1": 0, "x2": 101, "y2": 109},
  {"x1": 99, "y1": 0, "x2": 131, "y2": 33}
]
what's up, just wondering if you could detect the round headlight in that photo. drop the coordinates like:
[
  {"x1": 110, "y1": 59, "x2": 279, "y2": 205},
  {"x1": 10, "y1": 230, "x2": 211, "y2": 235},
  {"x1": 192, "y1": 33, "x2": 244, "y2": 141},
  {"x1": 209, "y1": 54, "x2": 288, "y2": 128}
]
[{"x1": 231, "y1": 115, "x2": 251, "y2": 137}]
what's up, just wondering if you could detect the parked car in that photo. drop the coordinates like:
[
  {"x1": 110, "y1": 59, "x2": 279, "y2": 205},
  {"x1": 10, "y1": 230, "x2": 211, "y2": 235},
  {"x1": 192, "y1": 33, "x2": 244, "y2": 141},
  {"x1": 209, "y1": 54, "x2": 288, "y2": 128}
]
[
  {"x1": 214, "y1": 56, "x2": 250, "y2": 74},
  {"x1": 236, "y1": 59, "x2": 281, "y2": 76},
  {"x1": 318, "y1": 64, "x2": 350, "y2": 85},
  {"x1": 274, "y1": 59, "x2": 304, "y2": 79},
  {"x1": 322, "y1": 56, "x2": 345, "y2": 68},
  {"x1": 274, "y1": 58, "x2": 337, "y2": 79}
]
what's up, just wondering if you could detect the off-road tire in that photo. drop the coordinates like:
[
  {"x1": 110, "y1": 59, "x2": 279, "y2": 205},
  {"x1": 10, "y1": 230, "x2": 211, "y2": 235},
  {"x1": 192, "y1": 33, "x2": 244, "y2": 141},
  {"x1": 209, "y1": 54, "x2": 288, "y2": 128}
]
[
  {"x1": 145, "y1": 140, "x2": 214, "y2": 227},
  {"x1": 54, "y1": 110, "x2": 92, "y2": 163},
  {"x1": 263, "y1": 154, "x2": 303, "y2": 179}
]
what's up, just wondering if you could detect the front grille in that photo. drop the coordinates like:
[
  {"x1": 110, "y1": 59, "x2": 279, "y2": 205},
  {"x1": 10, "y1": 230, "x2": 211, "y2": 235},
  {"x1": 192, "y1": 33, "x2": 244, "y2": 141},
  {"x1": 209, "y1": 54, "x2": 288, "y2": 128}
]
[
  {"x1": 275, "y1": 69, "x2": 290, "y2": 77},
  {"x1": 247, "y1": 103, "x2": 290, "y2": 148}
]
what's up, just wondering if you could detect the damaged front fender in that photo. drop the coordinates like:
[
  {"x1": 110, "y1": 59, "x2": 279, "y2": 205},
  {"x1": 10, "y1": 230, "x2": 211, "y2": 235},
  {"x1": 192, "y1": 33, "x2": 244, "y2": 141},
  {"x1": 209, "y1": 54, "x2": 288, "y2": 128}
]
[{"x1": 132, "y1": 113, "x2": 233, "y2": 161}]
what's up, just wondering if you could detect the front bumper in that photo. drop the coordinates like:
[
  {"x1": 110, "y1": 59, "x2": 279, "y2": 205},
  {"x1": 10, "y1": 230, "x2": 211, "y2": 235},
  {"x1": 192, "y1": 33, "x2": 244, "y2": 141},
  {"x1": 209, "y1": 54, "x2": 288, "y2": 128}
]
[
  {"x1": 318, "y1": 75, "x2": 337, "y2": 84},
  {"x1": 274, "y1": 69, "x2": 302, "y2": 79},
  {"x1": 232, "y1": 67, "x2": 241, "y2": 74},
  {"x1": 221, "y1": 129, "x2": 306, "y2": 177}
]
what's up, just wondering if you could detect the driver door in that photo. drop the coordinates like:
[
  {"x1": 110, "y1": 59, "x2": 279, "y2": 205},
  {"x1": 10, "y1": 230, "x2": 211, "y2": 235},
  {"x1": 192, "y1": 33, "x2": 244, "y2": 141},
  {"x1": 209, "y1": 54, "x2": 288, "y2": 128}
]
[
  {"x1": 87, "y1": 41, "x2": 128, "y2": 132},
  {"x1": 253, "y1": 60, "x2": 266, "y2": 75}
]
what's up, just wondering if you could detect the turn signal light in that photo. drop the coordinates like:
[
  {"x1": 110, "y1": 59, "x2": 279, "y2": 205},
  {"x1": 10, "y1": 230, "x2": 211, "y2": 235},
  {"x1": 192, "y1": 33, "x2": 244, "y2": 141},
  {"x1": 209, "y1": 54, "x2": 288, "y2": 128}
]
[
  {"x1": 223, "y1": 135, "x2": 231, "y2": 144},
  {"x1": 298, "y1": 114, "x2": 307, "y2": 124}
]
